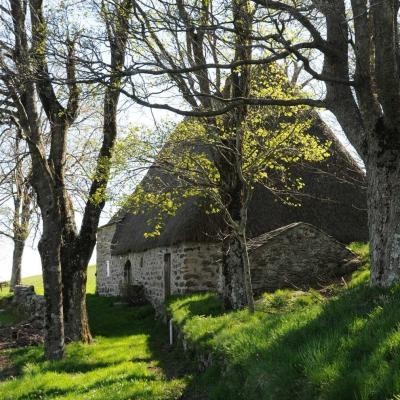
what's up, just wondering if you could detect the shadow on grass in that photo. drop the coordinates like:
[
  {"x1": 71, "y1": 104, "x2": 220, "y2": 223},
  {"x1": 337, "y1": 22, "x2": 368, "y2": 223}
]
[
  {"x1": 144, "y1": 316, "x2": 209, "y2": 400},
  {"x1": 17, "y1": 387, "x2": 70, "y2": 400},
  {"x1": 87, "y1": 294, "x2": 155, "y2": 337},
  {"x1": 2, "y1": 294, "x2": 194, "y2": 400},
  {"x1": 176, "y1": 284, "x2": 400, "y2": 400}
]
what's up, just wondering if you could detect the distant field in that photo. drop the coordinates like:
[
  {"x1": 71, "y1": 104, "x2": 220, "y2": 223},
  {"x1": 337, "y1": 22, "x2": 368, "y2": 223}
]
[{"x1": 1, "y1": 265, "x2": 96, "y2": 297}]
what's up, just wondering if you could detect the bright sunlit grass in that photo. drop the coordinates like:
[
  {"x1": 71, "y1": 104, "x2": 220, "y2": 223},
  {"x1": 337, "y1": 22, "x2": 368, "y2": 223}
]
[
  {"x1": 4, "y1": 243, "x2": 400, "y2": 399},
  {"x1": 19, "y1": 264, "x2": 97, "y2": 295},
  {"x1": 0, "y1": 296, "x2": 191, "y2": 400},
  {"x1": 167, "y1": 243, "x2": 400, "y2": 400}
]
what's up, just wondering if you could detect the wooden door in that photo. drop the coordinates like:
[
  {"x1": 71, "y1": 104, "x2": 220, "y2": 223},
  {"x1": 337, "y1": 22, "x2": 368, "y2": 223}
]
[{"x1": 164, "y1": 253, "x2": 171, "y2": 299}]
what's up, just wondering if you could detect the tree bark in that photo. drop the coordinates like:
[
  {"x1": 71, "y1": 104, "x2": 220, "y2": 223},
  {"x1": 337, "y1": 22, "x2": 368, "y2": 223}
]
[
  {"x1": 5, "y1": 0, "x2": 66, "y2": 360},
  {"x1": 61, "y1": 236, "x2": 92, "y2": 343},
  {"x1": 367, "y1": 123, "x2": 400, "y2": 286},
  {"x1": 222, "y1": 227, "x2": 255, "y2": 312},
  {"x1": 38, "y1": 224, "x2": 64, "y2": 360},
  {"x1": 217, "y1": 0, "x2": 254, "y2": 310},
  {"x1": 222, "y1": 231, "x2": 248, "y2": 309},
  {"x1": 218, "y1": 115, "x2": 254, "y2": 310},
  {"x1": 31, "y1": 160, "x2": 65, "y2": 360},
  {"x1": 60, "y1": 61, "x2": 122, "y2": 342},
  {"x1": 62, "y1": 261, "x2": 91, "y2": 342},
  {"x1": 10, "y1": 175, "x2": 33, "y2": 291},
  {"x1": 10, "y1": 238, "x2": 25, "y2": 289},
  {"x1": 239, "y1": 228, "x2": 255, "y2": 313}
]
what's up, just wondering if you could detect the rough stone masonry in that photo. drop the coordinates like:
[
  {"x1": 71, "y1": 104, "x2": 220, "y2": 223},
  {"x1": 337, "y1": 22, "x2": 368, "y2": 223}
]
[
  {"x1": 97, "y1": 221, "x2": 361, "y2": 308},
  {"x1": 12, "y1": 285, "x2": 45, "y2": 330}
]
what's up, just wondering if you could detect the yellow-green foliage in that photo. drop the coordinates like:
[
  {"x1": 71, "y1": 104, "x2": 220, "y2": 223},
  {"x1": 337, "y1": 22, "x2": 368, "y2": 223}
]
[{"x1": 127, "y1": 64, "x2": 330, "y2": 236}]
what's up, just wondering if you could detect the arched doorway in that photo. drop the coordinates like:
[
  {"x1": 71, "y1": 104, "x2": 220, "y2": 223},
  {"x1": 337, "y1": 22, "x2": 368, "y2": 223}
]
[{"x1": 124, "y1": 260, "x2": 132, "y2": 285}]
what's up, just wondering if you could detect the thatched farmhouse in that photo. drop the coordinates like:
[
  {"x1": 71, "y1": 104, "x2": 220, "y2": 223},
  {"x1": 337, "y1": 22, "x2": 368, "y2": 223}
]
[{"x1": 96, "y1": 117, "x2": 368, "y2": 307}]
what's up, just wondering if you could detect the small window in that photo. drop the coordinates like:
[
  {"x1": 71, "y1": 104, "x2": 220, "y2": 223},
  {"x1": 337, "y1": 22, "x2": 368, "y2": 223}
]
[
  {"x1": 106, "y1": 261, "x2": 110, "y2": 277},
  {"x1": 140, "y1": 256, "x2": 144, "y2": 269}
]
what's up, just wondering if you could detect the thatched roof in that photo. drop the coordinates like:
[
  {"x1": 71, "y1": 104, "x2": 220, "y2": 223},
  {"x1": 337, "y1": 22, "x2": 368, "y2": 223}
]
[{"x1": 110, "y1": 114, "x2": 368, "y2": 255}]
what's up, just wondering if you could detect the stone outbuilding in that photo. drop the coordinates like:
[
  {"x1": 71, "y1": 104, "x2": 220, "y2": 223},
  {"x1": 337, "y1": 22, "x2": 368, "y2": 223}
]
[
  {"x1": 248, "y1": 222, "x2": 361, "y2": 293},
  {"x1": 96, "y1": 115, "x2": 368, "y2": 308}
]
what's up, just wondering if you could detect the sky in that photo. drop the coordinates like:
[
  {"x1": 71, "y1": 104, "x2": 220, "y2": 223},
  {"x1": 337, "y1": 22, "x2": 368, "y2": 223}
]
[{"x1": 0, "y1": 238, "x2": 42, "y2": 281}]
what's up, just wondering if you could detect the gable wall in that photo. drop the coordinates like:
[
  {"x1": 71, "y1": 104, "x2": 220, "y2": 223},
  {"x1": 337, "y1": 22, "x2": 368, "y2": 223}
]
[
  {"x1": 97, "y1": 241, "x2": 221, "y2": 307},
  {"x1": 250, "y1": 224, "x2": 359, "y2": 293}
]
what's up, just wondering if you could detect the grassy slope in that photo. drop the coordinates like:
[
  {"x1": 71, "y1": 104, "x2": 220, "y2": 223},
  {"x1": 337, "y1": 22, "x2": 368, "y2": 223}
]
[
  {"x1": 3, "y1": 243, "x2": 400, "y2": 399},
  {"x1": 21, "y1": 264, "x2": 97, "y2": 295},
  {"x1": 0, "y1": 265, "x2": 96, "y2": 327},
  {"x1": 167, "y1": 243, "x2": 400, "y2": 400},
  {"x1": 0, "y1": 265, "x2": 96, "y2": 300},
  {"x1": 0, "y1": 297, "x2": 194, "y2": 399}
]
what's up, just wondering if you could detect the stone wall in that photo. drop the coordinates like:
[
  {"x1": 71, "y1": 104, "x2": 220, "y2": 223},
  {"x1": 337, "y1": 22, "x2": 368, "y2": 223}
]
[
  {"x1": 12, "y1": 285, "x2": 45, "y2": 329},
  {"x1": 97, "y1": 241, "x2": 221, "y2": 308},
  {"x1": 96, "y1": 223, "x2": 118, "y2": 296},
  {"x1": 96, "y1": 222, "x2": 360, "y2": 307},
  {"x1": 249, "y1": 223, "x2": 360, "y2": 293}
]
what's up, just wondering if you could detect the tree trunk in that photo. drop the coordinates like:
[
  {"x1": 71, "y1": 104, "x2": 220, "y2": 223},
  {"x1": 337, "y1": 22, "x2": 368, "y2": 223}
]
[
  {"x1": 58, "y1": 0, "x2": 129, "y2": 340},
  {"x1": 218, "y1": 141, "x2": 255, "y2": 310},
  {"x1": 218, "y1": 0, "x2": 253, "y2": 309},
  {"x1": 368, "y1": 127, "x2": 400, "y2": 286},
  {"x1": 239, "y1": 229, "x2": 255, "y2": 313},
  {"x1": 61, "y1": 236, "x2": 92, "y2": 343},
  {"x1": 218, "y1": 143, "x2": 250, "y2": 310},
  {"x1": 38, "y1": 231, "x2": 64, "y2": 360},
  {"x1": 62, "y1": 262, "x2": 92, "y2": 343},
  {"x1": 222, "y1": 227, "x2": 255, "y2": 312},
  {"x1": 222, "y1": 231, "x2": 248, "y2": 309},
  {"x1": 10, "y1": 238, "x2": 25, "y2": 290}
]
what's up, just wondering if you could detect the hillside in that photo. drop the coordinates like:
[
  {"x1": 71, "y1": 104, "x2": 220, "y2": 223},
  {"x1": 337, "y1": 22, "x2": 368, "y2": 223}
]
[
  {"x1": 166, "y1": 243, "x2": 400, "y2": 400},
  {"x1": 0, "y1": 266, "x2": 96, "y2": 327},
  {"x1": 4, "y1": 244, "x2": 400, "y2": 399},
  {"x1": 19, "y1": 265, "x2": 96, "y2": 295}
]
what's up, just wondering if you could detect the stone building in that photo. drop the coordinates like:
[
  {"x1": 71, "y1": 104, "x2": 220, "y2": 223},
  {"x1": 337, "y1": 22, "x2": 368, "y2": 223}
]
[
  {"x1": 96, "y1": 116, "x2": 368, "y2": 307},
  {"x1": 248, "y1": 222, "x2": 361, "y2": 293}
]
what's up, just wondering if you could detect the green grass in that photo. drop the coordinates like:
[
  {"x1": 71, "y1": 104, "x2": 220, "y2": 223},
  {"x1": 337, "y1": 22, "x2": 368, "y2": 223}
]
[
  {"x1": 0, "y1": 299, "x2": 22, "y2": 327},
  {"x1": 167, "y1": 243, "x2": 400, "y2": 400},
  {"x1": 0, "y1": 296, "x2": 195, "y2": 399},
  {"x1": 0, "y1": 265, "x2": 199, "y2": 399},
  {"x1": 0, "y1": 265, "x2": 97, "y2": 327},
  {"x1": 19, "y1": 264, "x2": 97, "y2": 295},
  {"x1": 4, "y1": 242, "x2": 400, "y2": 399}
]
